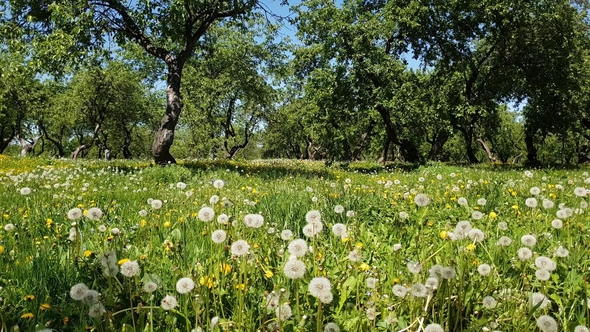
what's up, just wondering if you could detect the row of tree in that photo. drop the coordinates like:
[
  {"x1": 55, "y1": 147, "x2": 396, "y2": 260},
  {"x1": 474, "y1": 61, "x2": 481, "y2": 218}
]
[{"x1": 1, "y1": 0, "x2": 590, "y2": 164}]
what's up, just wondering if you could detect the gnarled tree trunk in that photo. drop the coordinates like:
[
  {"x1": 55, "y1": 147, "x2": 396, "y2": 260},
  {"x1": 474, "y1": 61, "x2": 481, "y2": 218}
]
[
  {"x1": 476, "y1": 138, "x2": 496, "y2": 162},
  {"x1": 153, "y1": 62, "x2": 183, "y2": 165},
  {"x1": 525, "y1": 131, "x2": 539, "y2": 165}
]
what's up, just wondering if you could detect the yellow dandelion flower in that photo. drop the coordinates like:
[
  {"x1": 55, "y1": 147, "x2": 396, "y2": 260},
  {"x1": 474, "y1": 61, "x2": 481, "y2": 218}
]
[
  {"x1": 439, "y1": 231, "x2": 448, "y2": 239},
  {"x1": 253, "y1": 243, "x2": 259, "y2": 249},
  {"x1": 264, "y1": 269, "x2": 274, "y2": 278},
  {"x1": 83, "y1": 250, "x2": 93, "y2": 258},
  {"x1": 40, "y1": 303, "x2": 51, "y2": 310},
  {"x1": 21, "y1": 313, "x2": 34, "y2": 319},
  {"x1": 3, "y1": 214, "x2": 8, "y2": 219},
  {"x1": 139, "y1": 219, "x2": 147, "y2": 227},
  {"x1": 512, "y1": 205, "x2": 519, "y2": 210},
  {"x1": 355, "y1": 242, "x2": 363, "y2": 249},
  {"x1": 489, "y1": 212, "x2": 497, "y2": 219},
  {"x1": 163, "y1": 221, "x2": 171, "y2": 228},
  {"x1": 220, "y1": 263, "x2": 232, "y2": 275},
  {"x1": 0, "y1": 246, "x2": 4, "y2": 254},
  {"x1": 236, "y1": 283, "x2": 246, "y2": 290},
  {"x1": 24, "y1": 294, "x2": 35, "y2": 301},
  {"x1": 466, "y1": 244, "x2": 476, "y2": 252},
  {"x1": 359, "y1": 263, "x2": 370, "y2": 271},
  {"x1": 118, "y1": 258, "x2": 130, "y2": 265}
]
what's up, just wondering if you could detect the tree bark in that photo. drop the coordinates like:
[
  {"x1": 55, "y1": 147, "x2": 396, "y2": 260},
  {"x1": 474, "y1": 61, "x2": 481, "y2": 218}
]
[
  {"x1": 375, "y1": 105, "x2": 420, "y2": 163},
  {"x1": 38, "y1": 122, "x2": 65, "y2": 157},
  {"x1": 427, "y1": 129, "x2": 449, "y2": 161},
  {"x1": 153, "y1": 62, "x2": 183, "y2": 165},
  {"x1": 476, "y1": 138, "x2": 496, "y2": 162},
  {"x1": 525, "y1": 131, "x2": 539, "y2": 165},
  {"x1": 19, "y1": 135, "x2": 41, "y2": 157},
  {"x1": 457, "y1": 126, "x2": 479, "y2": 163}
]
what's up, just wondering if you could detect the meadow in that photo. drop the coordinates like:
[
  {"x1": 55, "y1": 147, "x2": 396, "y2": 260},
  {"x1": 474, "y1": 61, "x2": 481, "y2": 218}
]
[{"x1": 1, "y1": 156, "x2": 590, "y2": 332}]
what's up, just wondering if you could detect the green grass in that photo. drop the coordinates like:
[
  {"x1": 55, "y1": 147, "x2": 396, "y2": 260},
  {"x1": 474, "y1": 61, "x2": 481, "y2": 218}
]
[{"x1": 0, "y1": 156, "x2": 590, "y2": 332}]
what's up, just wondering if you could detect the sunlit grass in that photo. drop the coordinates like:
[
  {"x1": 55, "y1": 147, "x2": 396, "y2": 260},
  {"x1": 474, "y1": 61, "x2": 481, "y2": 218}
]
[{"x1": 0, "y1": 157, "x2": 589, "y2": 331}]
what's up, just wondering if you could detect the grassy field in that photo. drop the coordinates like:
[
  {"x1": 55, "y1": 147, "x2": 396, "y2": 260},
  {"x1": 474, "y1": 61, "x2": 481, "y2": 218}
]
[{"x1": 0, "y1": 156, "x2": 589, "y2": 332}]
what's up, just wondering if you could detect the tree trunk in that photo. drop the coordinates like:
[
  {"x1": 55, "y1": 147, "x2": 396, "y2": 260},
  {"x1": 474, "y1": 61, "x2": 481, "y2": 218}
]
[
  {"x1": 19, "y1": 136, "x2": 41, "y2": 157},
  {"x1": 375, "y1": 105, "x2": 420, "y2": 163},
  {"x1": 428, "y1": 129, "x2": 449, "y2": 161},
  {"x1": 352, "y1": 120, "x2": 376, "y2": 160},
  {"x1": 525, "y1": 131, "x2": 539, "y2": 165},
  {"x1": 381, "y1": 138, "x2": 391, "y2": 163},
  {"x1": 153, "y1": 62, "x2": 183, "y2": 165},
  {"x1": 458, "y1": 127, "x2": 479, "y2": 163},
  {"x1": 476, "y1": 138, "x2": 496, "y2": 162},
  {"x1": 38, "y1": 122, "x2": 65, "y2": 157}
]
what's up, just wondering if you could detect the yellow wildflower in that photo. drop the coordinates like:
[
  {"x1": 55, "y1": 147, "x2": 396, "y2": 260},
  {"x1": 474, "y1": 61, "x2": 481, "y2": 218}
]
[
  {"x1": 236, "y1": 283, "x2": 246, "y2": 290},
  {"x1": 466, "y1": 243, "x2": 476, "y2": 252},
  {"x1": 220, "y1": 264, "x2": 232, "y2": 275},
  {"x1": 118, "y1": 258, "x2": 130, "y2": 265},
  {"x1": 489, "y1": 212, "x2": 497, "y2": 219},
  {"x1": 40, "y1": 303, "x2": 51, "y2": 310},
  {"x1": 359, "y1": 263, "x2": 370, "y2": 271},
  {"x1": 24, "y1": 295, "x2": 35, "y2": 301},
  {"x1": 355, "y1": 242, "x2": 363, "y2": 249},
  {"x1": 439, "y1": 231, "x2": 448, "y2": 239},
  {"x1": 163, "y1": 221, "x2": 171, "y2": 228},
  {"x1": 139, "y1": 219, "x2": 147, "y2": 227},
  {"x1": 83, "y1": 250, "x2": 93, "y2": 258},
  {"x1": 21, "y1": 313, "x2": 34, "y2": 319},
  {"x1": 264, "y1": 269, "x2": 274, "y2": 278},
  {"x1": 0, "y1": 245, "x2": 4, "y2": 254}
]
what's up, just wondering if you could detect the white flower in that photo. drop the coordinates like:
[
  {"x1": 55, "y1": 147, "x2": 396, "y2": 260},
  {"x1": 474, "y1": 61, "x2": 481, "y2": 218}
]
[
  {"x1": 217, "y1": 214, "x2": 229, "y2": 224},
  {"x1": 531, "y1": 292, "x2": 550, "y2": 309},
  {"x1": 88, "y1": 303, "x2": 106, "y2": 317},
  {"x1": 399, "y1": 211, "x2": 409, "y2": 219},
  {"x1": 176, "y1": 182, "x2": 187, "y2": 190},
  {"x1": 392, "y1": 243, "x2": 402, "y2": 251},
  {"x1": 161, "y1": 295, "x2": 178, "y2": 310},
  {"x1": 366, "y1": 277, "x2": 378, "y2": 289},
  {"x1": 366, "y1": 307, "x2": 377, "y2": 320},
  {"x1": 468, "y1": 228, "x2": 485, "y2": 242},
  {"x1": 302, "y1": 220, "x2": 323, "y2": 237},
  {"x1": 411, "y1": 282, "x2": 428, "y2": 297},
  {"x1": 530, "y1": 187, "x2": 541, "y2": 195},
  {"x1": 308, "y1": 277, "x2": 332, "y2": 298},
  {"x1": 477, "y1": 198, "x2": 487, "y2": 205},
  {"x1": 211, "y1": 230, "x2": 227, "y2": 244},
  {"x1": 151, "y1": 199, "x2": 163, "y2": 209},
  {"x1": 414, "y1": 193, "x2": 430, "y2": 207},
  {"x1": 276, "y1": 303, "x2": 293, "y2": 321},
  {"x1": 543, "y1": 199, "x2": 555, "y2": 209},
  {"x1": 496, "y1": 236, "x2": 512, "y2": 246},
  {"x1": 574, "y1": 187, "x2": 587, "y2": 197},
  {"x1": 111, "y1": 228, "x2": 120, "y2": 235},
  {"x1": 70, "y1": 283, "x2": 89, "y2": 301},
  {"x1": 517, "y1": 247, "x2": 533, "y2": 261},
  {"x1": 555, "y1": 246, "x2": 569, "y2": 257},
  {"x1": 288, "y1": 239, "x2": 308, "y2": 257},
  {"x1": 551, "y1": 219, "x2": 563, "y2": 229},
  {"x1": 425, "y1": 277, "x2": 438, "y2": 290},
  {"x1": 457, "y1": 197, "x2": 468, "y2": 206},
  {"x1": 346, "y1": 210, "x2": 356, "y2": 217},
  {"x1": 198, "y1": 207, "x2": 215, "y2": 222},
  {"x1": 521, "y1": 234, "x2": 537, "y2": 247},
  {"x1": 283, "y1": 259, "x2": 306, "y2": 279},
  {"x1": 281, "y1": 229, "x2": 293, "y2": 240},
  {"x1": 3, "y1": 223, "x2": 15, "y2": 232},
  {"x1": 305, "y1": 210, "x2": 321, "y2": 223},
  {"x1": 525, "y1": 197, "x2": 538, "y2": 208},
  {"x1": 535, "y1": 256, "x2": 557, "y2": 271},
  {"x1": 86, "y1": 207, "x2": 103, "y2": 221},
  {"x1": 244, "y1": 213, "x2": 264, "y2": 228},
  {"x1": 348, "y1": 250, "x2": 362, "y2": 262},
  {"x1": 331, "y1": 223, "x2": 347, "y2": 237},
  {"x1": 407, "y1": 261, "x2": 422, "y2": 274},
  {"x1": 176, "y1": 277, "x2": 195, "y2": 294},
  {"x1": 120, "y1": 261, "x2": 140, "y2": 277},
  {"x1": 482, "y1": 296, "x2": 497, "y2": 309},
  {"x1": 83, "y1": 290, "x2": 99, "y2": 305},
  {"x1": 20, "y1": 187, "x2": 31, "y2": 195},
  {"x1": 575, "y1": 326, "x2": 589, "y2": 332},
  {"x1": 68, "y1": 208, "x2": 83, "y2": 220},
  {"x1": 497, "y1": 222, "x2": 508, "y2": 231},
  {"x1": 209, "y1": 195, "x2": 219, "y2": 205},
  {"x1": 536, "y1": 315, "x2": 558, "y2": 332},
  {"x1": 139, "y1": 209, "x2": 148, "y2": 217},
  {"x1": 392, "y1": 285, "x2": 408, "y2": 298},
  {"x1": 213, "y1": 179, "x2": 225, "y2": 189},
  {"x1": 231, "y1": 240, "x2": 250, "y2": 256},
  {"x1": 334, "y1": 205, "x2": 344, "y2": 213},
  {"x1": 535, "y1": 269, "x2": 551, "y2": 281},
  {"x1": 441, "y1": 267, "x2": 456, "y2": 279},
  {"x1": 144, "y1": 281, "x2": 158, "y2": 293},
  {"x1": 424, "y1": 324, "x2": 444, "y2": 332},
  {"x1": 477, "y1": 263, "x2": 492, "y2": 276}
]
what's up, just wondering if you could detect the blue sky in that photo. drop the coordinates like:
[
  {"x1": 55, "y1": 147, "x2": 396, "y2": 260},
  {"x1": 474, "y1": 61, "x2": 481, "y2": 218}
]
[{"x1": 262, "y1": 0, "x2": 422, "y2": 69}]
